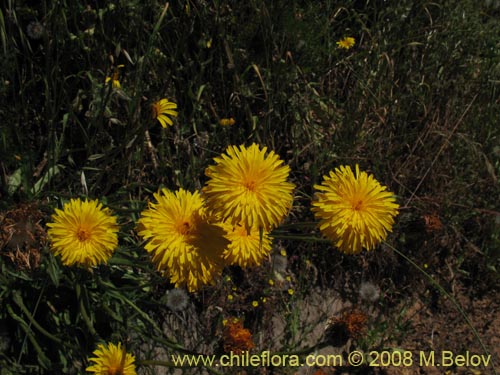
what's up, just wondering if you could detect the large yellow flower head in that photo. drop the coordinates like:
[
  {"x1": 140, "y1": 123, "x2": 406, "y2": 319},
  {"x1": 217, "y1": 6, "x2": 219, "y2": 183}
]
[
  {"x1": 312, "y1": 165, "x2": 399, "y2": 254},
  {"x1": 222, "y1": 223, "x2": 273, "y2": 268},
  {"x1": 46, "y1": 198, "x2": 118, "y2": 267},
  {"x1": 86, "y1": 342, "x2": 136, "y2": 375},
  {"x1": 137, "y1": 188, "x2": 228, "y2": 292},
  {"x1": 203, "y1": 143, "x2": 295, "y2": 232},
  {"x1": 152, "y1": 98, "x2": 178, "y2": 128}
]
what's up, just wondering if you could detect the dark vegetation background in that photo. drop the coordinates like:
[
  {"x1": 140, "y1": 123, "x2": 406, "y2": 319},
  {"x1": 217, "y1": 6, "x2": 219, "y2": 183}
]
[{"x1": 0, "y1": 0, "x2": 499, "y2": 374}]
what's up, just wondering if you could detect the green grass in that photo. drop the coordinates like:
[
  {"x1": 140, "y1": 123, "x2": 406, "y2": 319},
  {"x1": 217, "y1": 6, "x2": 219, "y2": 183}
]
[{"x1": 1, "y1": 0, "x2": 499, "y2": 374}]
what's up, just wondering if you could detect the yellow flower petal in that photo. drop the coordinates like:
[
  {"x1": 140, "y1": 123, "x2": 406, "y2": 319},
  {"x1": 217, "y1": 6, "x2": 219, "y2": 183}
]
[
  {"x1": 312, "y1": 165, "x2": 399, "y2": 254},
  {"x1": 222, "y1": 223, "x2": 273, "y2": 267},
  {"x1": 86, "y1": 342, "x2": 136, "y2": 375},
  {"x1": 46, "y1": 198, "x2": 118, "y2": 267},
  {"x1": 152, "y1": 98, "x2": 178, "y2": 128},
  {"x1": 336, "y1": 36, "x2": 355, "y2": 49},
  {"x1": 203, "y1": 143, "x2": 295, "y2": 231},
  {"x1": 137, "y1": 188, "x2": 228, "y2": 292}
]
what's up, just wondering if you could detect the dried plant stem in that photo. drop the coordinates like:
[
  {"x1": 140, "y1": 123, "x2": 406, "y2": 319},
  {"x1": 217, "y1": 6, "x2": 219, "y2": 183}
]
[{"x1": 145, "y1": 129, "x2": 159, "y2": 170}]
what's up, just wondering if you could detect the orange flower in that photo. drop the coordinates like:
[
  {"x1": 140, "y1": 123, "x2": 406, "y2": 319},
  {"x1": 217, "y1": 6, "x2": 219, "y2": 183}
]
[
  {"x1": 326, "y1": 309, "x2": 367, "y2": 340},
  {"x1": 423, "y1": 213, "x2": 443, "y2": 233},
  {"x1": 223, "y1": 319, "x2": 255, "y2": 354}
]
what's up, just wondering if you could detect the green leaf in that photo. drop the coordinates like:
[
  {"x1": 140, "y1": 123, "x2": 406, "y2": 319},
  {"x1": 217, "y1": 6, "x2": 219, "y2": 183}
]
[
  {"x1": 7, "y1": 168, "x2": 22, "y2": 196},
  {"x1": 31, "y1": 165, "x2": 61, "y2": 195}
]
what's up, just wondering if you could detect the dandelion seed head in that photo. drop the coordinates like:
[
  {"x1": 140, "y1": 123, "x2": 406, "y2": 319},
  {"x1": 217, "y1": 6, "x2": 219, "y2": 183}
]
[
  {"x1": 26, "y1": 21, "x2": 45, "y2": 40},
  {"x1": 165, "y1": 288, "x2": 189, "y2": 312},
  {"x1": 359, "y1": 282, "x2": 380, "y2": 303}
]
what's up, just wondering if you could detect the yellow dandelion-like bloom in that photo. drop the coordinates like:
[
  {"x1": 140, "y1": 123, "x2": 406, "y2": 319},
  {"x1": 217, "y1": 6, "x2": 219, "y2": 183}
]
[
  {"x1": 105, "y1": 75, "x2": 121, "y2": 89},
  {"x1": 86, "y1": 342, "x2": 136, "y2": 375},
  {"x1": 152, "y1": 98, "x2": 178, "y2": 128},
  {"x1": 252, "y1": 300, "x2": 259, "y2": 308},
  {"x1": 336, "y1": 36, "x2": 355, "y2": 49},
  {"x1": 105, "y1": 65, "x2": 124, "y2": 88},
  {"x1": 219, "y1": 117, "x2": 235, "y2": 126},
  {"x1": 46, "y1": 198, "x2": 118, "y2": 267},
  {"x1": 222, "y1": 223, "x2": 273, "y2": 268},
  {"x1": 203, "y1": 143, "x2": 295, "y2": 231},
  {"x1": 137, "y1": 188, "x2": 228, "y2": 292},
  {"x1": 312, "y1": 165, "x2": 399, "y2": 254}
]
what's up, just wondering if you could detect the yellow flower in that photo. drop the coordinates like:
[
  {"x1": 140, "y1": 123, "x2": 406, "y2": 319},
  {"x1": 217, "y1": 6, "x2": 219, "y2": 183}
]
[
  {"x1": 219, "y1": 118, "x2": 235, "y2": 126},
  {"x1": 86, "y1": 342, "x2": 136, "y2": 375},
  {"x1": 203, "y1": 143, "x2": 295, "y2": 231},
  {"x1": 336, "y1": 36, "x2": 355, "y2": 50},
  {"x1": 137, "y1": 188, "x2": 228, "y2": 292},
  {"x1": 105, "y1": 65, "x2": 124, "y2": 88},
  {"x1": 312, "y1": 165, "x2": 399, "y2": 254},
  {"x1": 105, "y1": 75, "x2": 121, "y2": 88},
  {"x1": 252, "y1": 300, "x2": 259, "y2": 308},
  {"x1": 152, "y1": 98, "x2": 178, "y2": 128},
  {"x1": 222, "y1": 223, "x2": 273, "y2": 268},
  {"x1": 288, "y1": 288, "x2": 294, "y2": 296},
  {"x1": 46, "y1": 198, "x2": 118, "y2": 267}
]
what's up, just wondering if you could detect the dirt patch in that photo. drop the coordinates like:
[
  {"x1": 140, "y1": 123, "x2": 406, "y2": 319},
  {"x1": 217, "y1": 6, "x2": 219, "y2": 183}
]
[{"x1": 387, "y1": 287, "x2": 500, "y2": 375}]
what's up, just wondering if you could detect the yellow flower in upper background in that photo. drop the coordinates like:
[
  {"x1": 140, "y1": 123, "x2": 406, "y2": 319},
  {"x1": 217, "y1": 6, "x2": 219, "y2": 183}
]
[
  {"x1": 105, "y1": 75, "x2": 121, "y2": 88},
  {"x1": 312, "y1": 165, "x2": 399, "y2": 254},
  {"x1": 203, "y1": 143, "x2": 295, "y2": 232},
  {"x1": 46, "y1": 198, "x2": 118, "y2": 267},
  {"x1": 152, "y1": 98, "x2": 178, "y2": 128},
  {"x1": 336, "y1": 36, "x2": 355, "y2": 49},
  {"x1": 219, "y1": 118, "x2": 235, "y2": 126},
  {"x1": 222, "y1": 223, "x2": 273, "y2": 267},
  {"x1": 137, "y1": 188, "x2": 228, "y2": 292},
  {"x1": 86, "y1": 342, "x2": 136, "y2": 375},
  {"x1": 105, "y1": 64, "x2": 124, "y2": 88}
]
